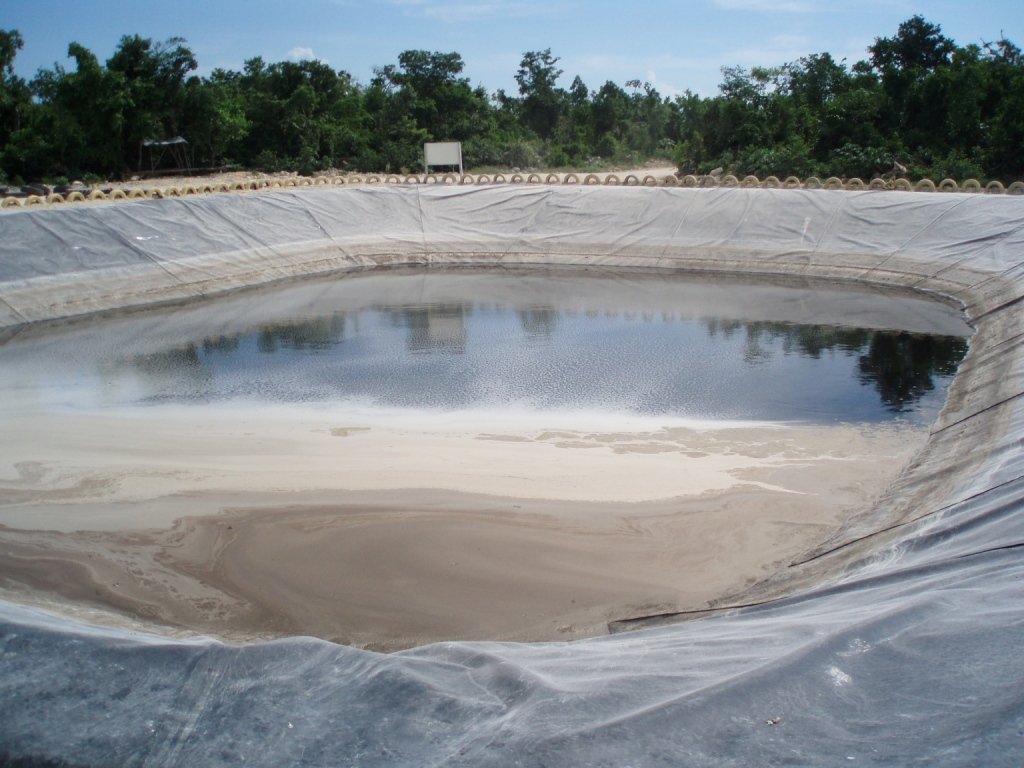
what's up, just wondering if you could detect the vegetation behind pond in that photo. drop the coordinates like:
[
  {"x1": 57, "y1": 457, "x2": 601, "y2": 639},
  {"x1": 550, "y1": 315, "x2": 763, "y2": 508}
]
[{"x1": 0, "y1": 16, "x2": 1021, "y2": 184}]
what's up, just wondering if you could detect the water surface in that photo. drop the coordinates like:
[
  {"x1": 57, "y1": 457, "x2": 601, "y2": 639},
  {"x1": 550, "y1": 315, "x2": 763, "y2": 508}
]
[{"x1": 1, "y1": 269, "x2": 971, "y2": 426}]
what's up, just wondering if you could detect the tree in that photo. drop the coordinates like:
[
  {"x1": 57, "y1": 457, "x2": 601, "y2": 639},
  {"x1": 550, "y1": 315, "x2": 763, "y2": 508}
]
[
  {"x1": 106, "y1": 35, "x2": 198, "y2": 170},
  {"x1": 182, "y1": 69, "x2": 249, "y2": 168},
  {"x1": 374, "y1": 50, "x2": 492, "y2": 143},
  {"x1": 2, "y1": 18, "x2": 1020, "y2": 182},
  {"x1": 515, "y1": 49, "x2": 564, "y2": 139},
  {"x1": 869, "y1": 15, "x2": 956, "y2": 74},
  {"x1": 0, "y1": 30, "x2": 30, "y2": 148},
  {"x1": 785, "y1": 53, "x2": 850, "y2": 110},
  {"x1": 234, "y1": 57, "x2": 370, "y2": 172},
  {"x1": 869, "y1": 15, "x2": 956, "y2": 136},
  {"x1": 704, "y1": 66, "x2": 773, "y2": 156},
  {"x1": 547, "y1": 75, "x2": 591, "y2": 163},
  {"x1": 982, "y1": 37, "x2": 1024, "y2": 178},
  {"x1": 624, "y1": 80, "x2": 671, "y2": 156},
  {"x1": 22, "y1": 42, "x2": 128, "y2": 177},
  {"x1": 0, "y1": 30, "x2": 34, "y2": 180},
  {"x1": 591, "y1": 81, "x2": 628, "y2": 140}
]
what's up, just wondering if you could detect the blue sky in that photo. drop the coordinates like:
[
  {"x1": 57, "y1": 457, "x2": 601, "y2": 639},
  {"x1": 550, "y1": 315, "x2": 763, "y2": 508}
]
[{"x1": 4, "y1": 1, "x2": 1022, "y2": 98}]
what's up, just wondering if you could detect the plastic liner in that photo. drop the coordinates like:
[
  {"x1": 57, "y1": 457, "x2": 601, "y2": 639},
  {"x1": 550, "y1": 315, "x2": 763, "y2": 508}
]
[{"x1": 1, "y1": 186, "x2": 1023, "y2": 767}]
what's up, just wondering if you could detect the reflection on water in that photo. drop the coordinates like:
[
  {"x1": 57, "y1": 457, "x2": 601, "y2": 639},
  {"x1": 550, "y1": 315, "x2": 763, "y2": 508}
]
[
  {"x1": 257, "y1": 313, "x2": 346, "y2": 352},
  {"x1": 703, "y1": 321, "x2": 967, "y2": 413},
  {"x1": 519, "y1": 308, "x2": 559, "y2": 341},
  {"x1": 384, "y1": 305, "x2": 467, "y2": 354},
  {"x1": 859, "y1": 333, "x2": 965, "y2": 411},
  {"x1": 107, "y1": 289, "x2": 967, "y2": 424}
]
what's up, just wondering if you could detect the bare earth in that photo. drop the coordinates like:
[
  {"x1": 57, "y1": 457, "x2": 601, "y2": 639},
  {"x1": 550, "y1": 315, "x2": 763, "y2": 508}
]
[{"x1": 0, "y1": 400, "x2": 923, "y2": 651}]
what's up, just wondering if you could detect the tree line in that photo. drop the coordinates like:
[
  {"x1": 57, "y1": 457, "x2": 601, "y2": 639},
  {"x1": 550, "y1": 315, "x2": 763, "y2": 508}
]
[{"x1": 0, "y1": 16, "x2": 1021, "y2": 185}]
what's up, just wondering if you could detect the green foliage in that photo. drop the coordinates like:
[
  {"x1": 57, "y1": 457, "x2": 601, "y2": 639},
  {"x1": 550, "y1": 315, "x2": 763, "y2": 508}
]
[
  {"x1": 374, "y1": 51, "x2": 492, "y2": 143},
  {"x1": 461, "y1": 135, "x2": 503, "y2": 168},
  {"x1": 594, "y1": 132, "x2": 620, "y2": 161},
  {"x1": 870, "y1": 15, "x2": 955, "y2": 75},
  {"x1": 673, "y1": 132, "x2": 705, "y2": 173},
  {"x1": 503, "y1": 139, "x2": 542, "y2": 168},
  {"x1": 0, "y1": 29, "x2": 31, "y2": 152},
  {"x1": 544, "y1": 146, "x2": 571, "y2": 168},
  {"x1": 107, "y1": 34, "x2": 197, "y2": 152},
  {"x1": 183, "y1": 73, "x2": 249, "y2": 167},
  {"x1": 910, "y1": 149, "x2": 986, "y2": 182},
  {"x1": 515, "y1": 49, "x2": 564, "y2": 139},
  {"x1": 828, "y1": 143, "x2": 893, "y2": 179},
  {"x1": 252, "y1": 149, "x2": 280, "y2": 172},
  {"x1": 735, "y1": 137, "x2": 816, "y2": 178},
  {"x1": 0, "y1": 17, "x2": 1022, "y2": 183}
]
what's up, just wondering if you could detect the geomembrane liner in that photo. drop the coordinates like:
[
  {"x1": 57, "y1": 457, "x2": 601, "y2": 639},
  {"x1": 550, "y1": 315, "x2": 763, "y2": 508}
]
[{"x1": 1, "y1": 185, "x2": 1022, "y2": 766}]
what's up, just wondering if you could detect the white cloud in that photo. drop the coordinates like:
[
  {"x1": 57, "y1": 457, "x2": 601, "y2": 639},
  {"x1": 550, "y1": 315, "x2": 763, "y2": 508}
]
[
  {"x1": 644, "y1": 70, "x2": 685, "y2": 99},
  {"x1": 288, "y1": 46, "x2": 320, "y2": 62}
]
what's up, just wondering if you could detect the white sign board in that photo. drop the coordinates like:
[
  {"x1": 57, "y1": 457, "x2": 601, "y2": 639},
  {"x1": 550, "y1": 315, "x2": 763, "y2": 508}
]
[{"x1": 424, "y1": 142, "x2": 463, "y2": 174}]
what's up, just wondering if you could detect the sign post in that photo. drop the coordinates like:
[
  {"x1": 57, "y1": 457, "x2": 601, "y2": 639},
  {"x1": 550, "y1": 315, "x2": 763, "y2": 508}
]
[{"x1": 424, "y1": 142, "x2": 463, "y2": 175}]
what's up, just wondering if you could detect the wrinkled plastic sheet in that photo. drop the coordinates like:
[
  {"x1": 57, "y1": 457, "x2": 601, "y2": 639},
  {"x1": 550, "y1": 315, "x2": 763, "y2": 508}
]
[{"x1": 1, "y1": 186, "x2": 1023, "y2": 767}]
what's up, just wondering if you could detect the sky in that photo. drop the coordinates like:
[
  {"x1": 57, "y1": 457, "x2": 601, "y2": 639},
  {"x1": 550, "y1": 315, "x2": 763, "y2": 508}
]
[{"x1": 4, "y1": 1, "x2": 1022, "y2": 98}]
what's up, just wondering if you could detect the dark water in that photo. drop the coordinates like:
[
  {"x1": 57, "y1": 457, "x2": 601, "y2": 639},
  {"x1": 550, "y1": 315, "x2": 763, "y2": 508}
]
[{"x1": 87, "y1": 271, "x2": 970, "y2": 426}]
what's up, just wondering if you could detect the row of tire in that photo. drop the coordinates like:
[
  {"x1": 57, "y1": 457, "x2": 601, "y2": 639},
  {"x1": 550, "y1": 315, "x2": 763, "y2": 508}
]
[{"x1": 4, "y1": 173, "x2": 1022, "y2": 208}]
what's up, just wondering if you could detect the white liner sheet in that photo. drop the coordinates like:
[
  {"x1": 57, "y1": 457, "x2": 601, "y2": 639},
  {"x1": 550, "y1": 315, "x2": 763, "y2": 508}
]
[{"x1": 1, "y1": 186, "x2": 1023, "y2": 767}]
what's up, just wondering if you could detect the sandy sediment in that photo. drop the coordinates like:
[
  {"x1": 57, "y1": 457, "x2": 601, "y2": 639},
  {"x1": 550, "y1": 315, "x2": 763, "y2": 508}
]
[{"x1": 0, "y1": 402, "x2": 925, "y2": 650}]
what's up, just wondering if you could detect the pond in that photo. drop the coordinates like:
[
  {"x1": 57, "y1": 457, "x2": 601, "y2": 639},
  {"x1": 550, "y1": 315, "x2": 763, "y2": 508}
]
[
  {"x1": 3, "y1": 268, "x2": 969, "y2": 425},
  {"x1": 0, "y1": 268, "x2": 972, "y2": 649}
]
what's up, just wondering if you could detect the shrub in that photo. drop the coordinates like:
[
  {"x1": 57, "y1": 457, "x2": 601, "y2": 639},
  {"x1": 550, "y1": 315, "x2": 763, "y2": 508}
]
[
  {"x1": 253, "y1": 150, "x2": 284, "y2": 172},
  {"x1": 674, "y1": 133, "x2": 706, "y2": 174},
  {"x1": 544, "y1": 146, "x2": 570, "y2": 168},
  {"x1": 462, "y1": 136, "x2": 503, "y2": 168},
  {"x1": 296, "y1": 147, "x2": 322, "y2": 176},
  {"x1": 828, "y1": 143, "x2": 894, "y2": 179},
  {"x1": 736, "y1": 138, "x2": 816, "y2": 178},
  {"x1": 594, "y1": 133, "x2": 619, "y2": 162},
  {"x1": 916, "y1": 149, "x2": 985, "y2": 182},
  {"x1": 503, "y1": 140, "x2": 542, "y2": 169},
  {"x1": 351, "y1": 148, "x2": 381, "y2": 173}
]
